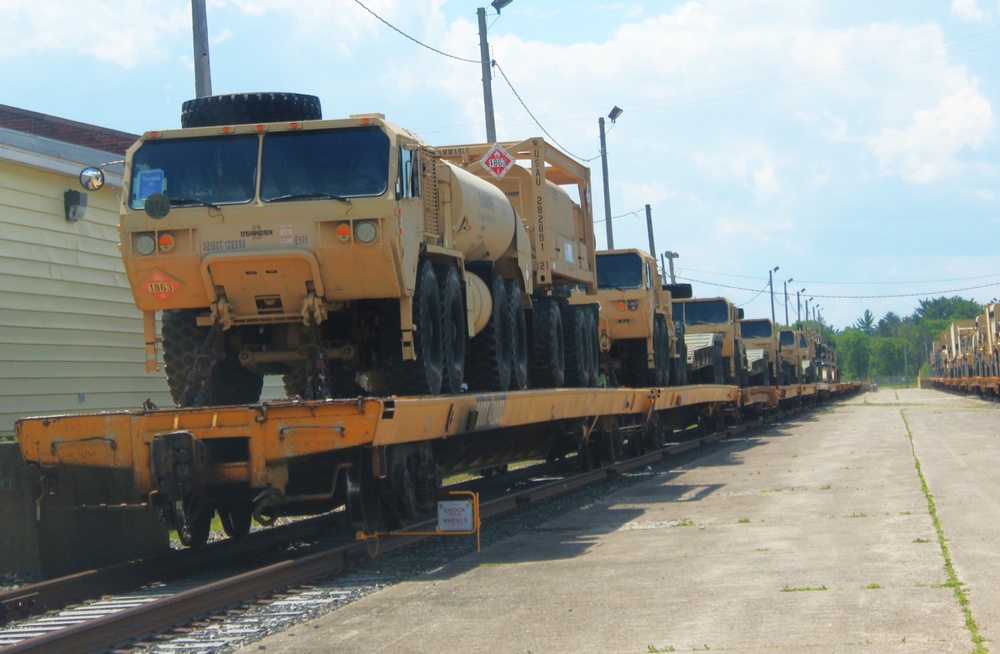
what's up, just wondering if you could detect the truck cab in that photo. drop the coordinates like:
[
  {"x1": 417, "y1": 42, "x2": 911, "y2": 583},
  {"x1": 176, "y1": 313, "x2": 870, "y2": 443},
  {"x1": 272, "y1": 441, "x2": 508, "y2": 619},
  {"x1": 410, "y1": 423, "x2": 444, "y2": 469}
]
[
  {"x1": 673, "y1": 297, "x2": 747, "y2": 386},
  {"x1": 739, "y1": 318, "x2": 782, "y2": 386}
]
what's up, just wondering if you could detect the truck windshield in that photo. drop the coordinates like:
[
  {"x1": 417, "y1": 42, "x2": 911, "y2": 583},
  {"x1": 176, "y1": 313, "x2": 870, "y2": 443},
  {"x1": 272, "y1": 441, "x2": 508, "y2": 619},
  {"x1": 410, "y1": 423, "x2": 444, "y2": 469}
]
[
  {"x1": 799, "y1": 334, "x2": 808, "y2": 348},
  {"x1": 261, "y1": 127, "x2": 390, "y2": 201},
  {"x1": 779, "y1": 331, "x2": 795, "y2": 347},
  {"x1": 596, "y1": 253, "x2": 643, "y2": 289},
  {"x1": 675, "y1": 300, "x2": 729, "y2": 325},
  {"x1": 740, "y1": 320, "x2": 773, "y2": 339},
  {"x1": 129, "y1": 135, "x2": 259, "y2": 209}
]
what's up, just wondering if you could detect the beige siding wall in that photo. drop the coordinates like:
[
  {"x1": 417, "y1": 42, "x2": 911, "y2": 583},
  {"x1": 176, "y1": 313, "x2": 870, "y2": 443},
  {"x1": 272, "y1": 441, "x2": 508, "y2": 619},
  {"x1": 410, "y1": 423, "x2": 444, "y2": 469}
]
[
  {"x1": 0, "y1": 159, "x2": 175, "y2": 436},
  {"x1": 0, "y1": 158, "x2": 282, "y2": 437}
]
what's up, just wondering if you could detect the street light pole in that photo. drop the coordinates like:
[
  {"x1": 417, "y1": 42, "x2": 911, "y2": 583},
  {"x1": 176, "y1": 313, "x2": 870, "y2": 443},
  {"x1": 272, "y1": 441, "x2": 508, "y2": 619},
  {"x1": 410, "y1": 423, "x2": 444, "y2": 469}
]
[
  {"x1": 797, "y1": 288, "x2": 805, "y2": 326},
  {"x1": 768, "y1": 266, "x2": 779, "y2": 324},
  {"x1": 477, "y1": 7, "x2": 497, "y2": 142},
  {"x1": 664, "y1": 251, "x2": 679, "y2": 285},
  {"x1": 599, "y1": 106, "x2": 623, "y2": 249},
  {"x1": 192, "y1": 0, "x2": 212, "y2": 98},
  {"x1": 784, "y1": 278, "x2": 792, "y2": 326}
]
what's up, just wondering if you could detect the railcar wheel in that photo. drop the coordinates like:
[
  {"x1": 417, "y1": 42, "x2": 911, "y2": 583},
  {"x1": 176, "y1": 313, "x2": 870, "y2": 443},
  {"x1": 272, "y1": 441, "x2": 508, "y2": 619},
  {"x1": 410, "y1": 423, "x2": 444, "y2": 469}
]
[
  {"x1": 562, "y1": 305, "x2": 587, "y2": 387},
  {"x1": 529, "y1": 298, "x2": 565, "y2": 388},
  {"x1": 346, "y1": 456, "x2": 382, "y2": 536},
  {"x1": 380, "y1": 260, "x2": 444, "y2": 396},
  {"x1": 437, "y1": 265, "x2": 467, "y2": 395},
  {"x1": 180, "y1": 497, "x2": 214, "y2": 548},
  {"x1": 219, "y1": 503, "x2": 253, "y2": 538},
  {"x1": 507, "y1": 279, "x2": 528, "y2": 390}
]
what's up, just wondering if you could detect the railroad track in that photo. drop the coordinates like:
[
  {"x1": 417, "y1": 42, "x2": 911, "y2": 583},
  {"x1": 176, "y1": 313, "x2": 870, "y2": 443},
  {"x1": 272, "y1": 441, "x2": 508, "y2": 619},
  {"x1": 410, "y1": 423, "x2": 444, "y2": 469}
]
[{"x1": 0, "y1": 415, "x2": 771, "y2": 654}]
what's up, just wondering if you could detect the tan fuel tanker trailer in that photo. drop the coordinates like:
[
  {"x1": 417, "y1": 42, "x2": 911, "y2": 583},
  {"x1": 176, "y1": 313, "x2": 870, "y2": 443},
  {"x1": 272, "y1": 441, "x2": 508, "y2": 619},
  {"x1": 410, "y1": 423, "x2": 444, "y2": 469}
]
[{"x1": 79, "y1": 93, "x2": 599, "y2": 405}]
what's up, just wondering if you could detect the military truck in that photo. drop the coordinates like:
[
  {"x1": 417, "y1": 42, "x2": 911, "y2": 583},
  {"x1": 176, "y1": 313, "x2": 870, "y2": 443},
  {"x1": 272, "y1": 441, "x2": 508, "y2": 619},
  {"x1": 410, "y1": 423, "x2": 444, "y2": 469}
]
[
  {"x1": 738, "y1": 318, "x2": 783, "y2": 386},
  {"x1": 584, "y1": 248, "x2": 685, "y2": 387},
  {"x1": 79, "y1": 93, "x2": 600, "y2": 405},
  {"x1": 672, "y1": 296, "x2": 752, "y2": 386},
  {"x1": 778, "y1": 328, "x2": 818, "y2": 383}
]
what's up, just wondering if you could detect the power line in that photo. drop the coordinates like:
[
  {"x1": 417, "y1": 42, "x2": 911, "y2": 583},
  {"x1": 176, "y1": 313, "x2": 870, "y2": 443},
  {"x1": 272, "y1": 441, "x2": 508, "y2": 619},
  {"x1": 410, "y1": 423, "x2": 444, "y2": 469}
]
[
  {"x1": 682, "y1": 267, "x2": 1000, "y2": 286},
  {"x1": 492, "y1": 61, "x2": 592, "y2": 161},
  {"x1": 677, "y1": 276, "x2": 1000, "y2": 299},
  {"x1": 353, "y1": 0, "x2": 479, "y2": 64}
]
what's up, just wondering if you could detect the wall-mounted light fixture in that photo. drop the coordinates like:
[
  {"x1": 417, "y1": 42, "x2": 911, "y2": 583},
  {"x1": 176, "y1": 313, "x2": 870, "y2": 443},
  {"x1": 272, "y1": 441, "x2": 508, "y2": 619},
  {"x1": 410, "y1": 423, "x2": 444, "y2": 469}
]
[{"x1": 64, "y1": 189, "x2": 87, "y2": 222}]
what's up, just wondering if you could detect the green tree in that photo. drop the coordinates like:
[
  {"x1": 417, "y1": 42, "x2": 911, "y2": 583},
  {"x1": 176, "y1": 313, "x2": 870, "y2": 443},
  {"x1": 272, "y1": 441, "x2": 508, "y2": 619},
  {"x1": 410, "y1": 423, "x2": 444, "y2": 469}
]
[
  {"x1": 915, "y1": 296, "x2": 983, "y2": 321},
  {"x1": 837, "y1": 328, "x2": 871, "y2": 380},
  {"x1": 876, "y1": 311, "x2": 901, "y2": 338},
  {"x1": 854, "y1": 309, "x2": 876, "y2": 336},
  {"x1": 870, "y1": 337, "x2": 909, "y2": 379}
]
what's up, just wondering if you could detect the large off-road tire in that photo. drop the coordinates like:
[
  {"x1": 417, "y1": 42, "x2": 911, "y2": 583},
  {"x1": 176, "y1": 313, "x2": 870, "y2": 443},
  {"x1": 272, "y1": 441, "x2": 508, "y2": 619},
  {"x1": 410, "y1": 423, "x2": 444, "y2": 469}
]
[
  {"x1": 162, "y1": 309, "x2": 206, "y2": 406},
  {"x1": 507, "y1": 279, "x2": 528, "y2": 391},
  {"x1": 562, "y1": 305, "x2": 587, "y2": 388},
  {"x1": 437, "y1": 265, "x2": 467, "y2": 395},
  {"x1": 281, "y1": 362, "x2": 362, "y2": 399},
  {"x1": 162, "y1": 310, "x2": 264, "y2": 406},
  {"x1": 180, "y1": 92, "x2": 322, "y2": 128},
  {"x1": 655, "y1": 316, "x2": 670, "y2": 387},
  {"x1": 466, "y1": 272, "x2": 512, "y2": 392},
  {"x1": 210, "y1": 354, "x2": 264, "y2": 406},
  {"x1": 380, "y1": 260, "x2": 444, "y2": 396},
  {"x1": 529, "y1": 298, "x2": 565, "y2": 388}
]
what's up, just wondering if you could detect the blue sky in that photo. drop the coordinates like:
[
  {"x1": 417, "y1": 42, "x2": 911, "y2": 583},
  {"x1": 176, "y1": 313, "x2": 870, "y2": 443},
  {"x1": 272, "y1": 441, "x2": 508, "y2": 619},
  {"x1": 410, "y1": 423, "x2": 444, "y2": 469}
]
[{"x1": 2, "y1": 0, "x2": 998, "y2": 330}]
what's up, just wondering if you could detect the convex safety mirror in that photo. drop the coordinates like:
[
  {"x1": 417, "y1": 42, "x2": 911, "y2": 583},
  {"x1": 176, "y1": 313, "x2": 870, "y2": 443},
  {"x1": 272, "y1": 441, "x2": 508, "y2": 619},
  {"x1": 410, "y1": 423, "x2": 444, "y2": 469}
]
[{"x1": 79, "y1": 167, "x2": 106, "y2": 191}]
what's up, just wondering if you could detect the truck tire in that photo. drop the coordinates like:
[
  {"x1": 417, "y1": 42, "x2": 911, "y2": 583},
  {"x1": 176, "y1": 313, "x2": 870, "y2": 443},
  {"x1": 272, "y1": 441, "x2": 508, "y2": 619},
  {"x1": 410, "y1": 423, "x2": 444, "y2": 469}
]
[
  {"x1": 180, "y1": 92, "x2": 322, "y2": 128},
  {"x1": 380, "y1": 260, "x2": 444, "y2": 396},
  {"x1": 655, "y1": 316, "x2": 670, "y2": 387},
  {"x1": 162, "y1": 309, "x2": 206, "y2": 406},
  {"x1": 562, "y1": 305, "x2": 587, "y2": 388},
  {"x1": 529, "y1": 298, "x2": 565, "y2": 388},
  {"x1": 466, "y1": 272, "x2": 512, "y2": 392},
  {"x1": 507, "y1": 278, "x2": 528, "y2": 391},
  {"x1": 437, "y1": 265, "x2": 467, "y2": 395},
  {"x1": 210, "y1": 354, "x2": 264, "y2": 406}
]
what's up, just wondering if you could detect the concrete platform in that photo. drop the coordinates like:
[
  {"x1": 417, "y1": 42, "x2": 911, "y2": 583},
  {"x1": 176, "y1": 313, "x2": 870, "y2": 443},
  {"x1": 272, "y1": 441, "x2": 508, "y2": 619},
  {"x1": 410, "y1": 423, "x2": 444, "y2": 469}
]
[{"x1": 239, "y1": 388, "x2": 996, "y2": 653}]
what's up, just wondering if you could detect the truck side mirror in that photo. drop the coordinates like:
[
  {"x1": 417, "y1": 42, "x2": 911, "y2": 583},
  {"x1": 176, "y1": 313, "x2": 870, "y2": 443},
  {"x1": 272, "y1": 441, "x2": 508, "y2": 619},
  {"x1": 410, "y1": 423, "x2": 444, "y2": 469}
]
[{"x1": 79, "y1": 167, "x2": 106, "y2": 191}]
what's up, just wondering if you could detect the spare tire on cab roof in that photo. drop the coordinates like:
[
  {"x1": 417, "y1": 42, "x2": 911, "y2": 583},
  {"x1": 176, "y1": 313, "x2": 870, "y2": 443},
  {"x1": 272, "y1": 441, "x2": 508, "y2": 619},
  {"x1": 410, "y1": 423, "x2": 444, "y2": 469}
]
[{"x1": 180, "y1": 92, "x2": 322, "y2": 128}]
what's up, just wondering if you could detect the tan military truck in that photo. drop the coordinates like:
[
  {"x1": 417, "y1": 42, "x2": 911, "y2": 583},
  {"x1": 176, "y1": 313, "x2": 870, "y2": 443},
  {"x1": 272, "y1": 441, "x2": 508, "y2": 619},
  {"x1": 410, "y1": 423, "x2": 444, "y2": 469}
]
[
  {"x1": 585, "y1": 248, "x2": 685, "y2": 387},
  {"x1": 672, "y1": 296, "x2": 752, "y2": 386},
  {"x1": 80, "y1": 93, "x2": 599, "y2": 405},
  {"x1": 778, "y1": 328, "x2": 818, "y2": 383},
  {"x1": 738, "y1": 318, "x2": 782, "y2": 386}
]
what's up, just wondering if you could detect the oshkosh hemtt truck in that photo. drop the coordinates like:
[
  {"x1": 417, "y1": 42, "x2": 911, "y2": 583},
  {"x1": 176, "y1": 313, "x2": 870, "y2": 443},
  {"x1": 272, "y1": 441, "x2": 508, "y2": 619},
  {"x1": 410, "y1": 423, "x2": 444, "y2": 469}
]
[{"x1": 80, "y1": 93, "x2": 599, "y2": 405}]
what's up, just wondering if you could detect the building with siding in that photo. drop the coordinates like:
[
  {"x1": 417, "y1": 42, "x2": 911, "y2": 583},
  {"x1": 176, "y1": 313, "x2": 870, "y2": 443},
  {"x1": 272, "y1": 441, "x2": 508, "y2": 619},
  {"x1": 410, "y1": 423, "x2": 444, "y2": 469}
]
[
  {"x1": 0, "y1": 106, "x2": 281, "y2": 438},
  {"x1": 0, "y1": 105, "x2": 175, "y2": 437}
]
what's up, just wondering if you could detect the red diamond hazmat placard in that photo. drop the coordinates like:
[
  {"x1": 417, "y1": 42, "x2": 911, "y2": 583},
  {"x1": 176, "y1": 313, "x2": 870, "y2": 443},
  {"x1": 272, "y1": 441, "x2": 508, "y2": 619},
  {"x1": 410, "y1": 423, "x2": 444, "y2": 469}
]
[{"x1": 480, "y1": 144, "x2": 514, "y2": 179}]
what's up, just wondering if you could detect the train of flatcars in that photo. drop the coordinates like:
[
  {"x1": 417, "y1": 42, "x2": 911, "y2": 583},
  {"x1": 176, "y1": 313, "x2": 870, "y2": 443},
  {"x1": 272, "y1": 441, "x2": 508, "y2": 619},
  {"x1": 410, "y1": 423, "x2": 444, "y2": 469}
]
[
  {"x1": 13, "y1": 95, "x2": 861, "y2": 548},
  {"x1": 924, "y1": 301, "x2": 1000, "y2": 399}
]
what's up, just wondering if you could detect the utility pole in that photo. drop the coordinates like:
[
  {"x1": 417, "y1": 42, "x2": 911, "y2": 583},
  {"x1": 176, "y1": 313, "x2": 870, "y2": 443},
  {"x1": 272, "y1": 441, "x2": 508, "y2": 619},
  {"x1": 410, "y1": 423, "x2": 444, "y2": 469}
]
[
  {"x1": 477, "y1": 7, "x2": 497, "y2": 142},
  {"x1": 663, "y1": 251, "x2": 679, "y2": 285},
  {"x1": 644, "y1": 204, "x2": 655, "y2": 258},
  {"x1": 192, "y1": 0, "x2": 212, "y2": 98}
]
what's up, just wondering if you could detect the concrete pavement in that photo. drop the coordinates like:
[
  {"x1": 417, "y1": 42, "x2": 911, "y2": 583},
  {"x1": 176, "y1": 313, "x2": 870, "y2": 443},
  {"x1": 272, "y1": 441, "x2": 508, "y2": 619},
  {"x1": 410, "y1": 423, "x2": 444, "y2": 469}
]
[{"x1": 240, "y1": 388, "x2": 995, "y2": 653}]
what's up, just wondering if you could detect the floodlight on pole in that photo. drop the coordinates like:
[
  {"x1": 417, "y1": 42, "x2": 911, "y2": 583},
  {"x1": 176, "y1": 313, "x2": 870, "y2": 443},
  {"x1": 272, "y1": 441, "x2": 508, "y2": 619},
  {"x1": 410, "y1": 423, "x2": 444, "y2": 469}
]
[
  {"x1": 600, "y1": 106, "x2": 623, "y2": 249},
  {"x1": 797, "y1": 288, "x2": 805, "y2": 325}
]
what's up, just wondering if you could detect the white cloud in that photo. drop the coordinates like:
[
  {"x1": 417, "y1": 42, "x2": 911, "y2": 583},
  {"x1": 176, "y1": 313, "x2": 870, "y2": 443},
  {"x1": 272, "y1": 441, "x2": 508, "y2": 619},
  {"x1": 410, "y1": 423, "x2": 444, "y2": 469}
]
[
  {"x1": 0, "y1": 1, "x2": 189, "y2": 68},
  {"x1": 868, "y1": 86, "x2": 995, "y2": 183},
  {"x1": 951, "y1": 0, "x2": 987, "y2": 20}
]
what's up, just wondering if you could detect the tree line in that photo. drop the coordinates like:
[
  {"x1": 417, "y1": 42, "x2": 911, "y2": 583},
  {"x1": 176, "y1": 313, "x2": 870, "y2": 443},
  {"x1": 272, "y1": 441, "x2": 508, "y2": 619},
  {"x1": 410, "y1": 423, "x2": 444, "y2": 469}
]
[{"x1": 820, "y1": 296, "x2": 984, "y2": 383}]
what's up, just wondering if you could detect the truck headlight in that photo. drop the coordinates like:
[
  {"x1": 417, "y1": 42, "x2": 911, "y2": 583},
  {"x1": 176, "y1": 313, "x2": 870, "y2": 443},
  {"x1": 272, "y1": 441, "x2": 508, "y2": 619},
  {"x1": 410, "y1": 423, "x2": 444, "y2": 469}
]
[
  {"x1": 355, "y1": 220, "x2": 378, "y2": 244},
  {"x1": 134, "y1": 233, "x2": 156, "y2": 256}
]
